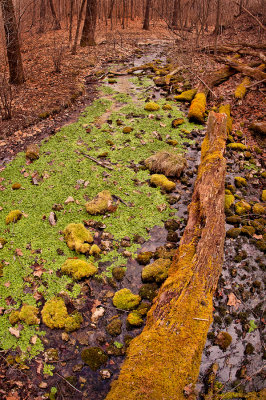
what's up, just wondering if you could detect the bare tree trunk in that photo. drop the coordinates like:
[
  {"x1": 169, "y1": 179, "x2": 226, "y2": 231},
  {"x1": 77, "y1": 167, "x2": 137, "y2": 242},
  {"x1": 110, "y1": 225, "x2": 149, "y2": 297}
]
[
  {"x1": 0, "y1": 0, "x2": 25, "y2": 84},
  {"x1": 108, "y1": 0, "x2": 115, "y2": 19},
  {"x1": 106, "y1": 112, "x2": 227, "y2": 400},
  {"x1": 69, "y1": 0, "x2": 74, "y2": 42},
  {"x1": 48, "y1": 0, "x2": 61, "y2": 30},
  {"x1": 71, "y1": 0, "x2": 86, "y2": 54},
  {"x1": 38, "y1": 0, "x2": 46, "y2": 34},
  {"x1": 143, "y1": 0, "x2": 151, "y2": 30},
  {"x1": 213, "y1": 0, "x2": 221, "y2": 35},
  {"x1": 80, "y1": 0, "x2": 97, "y2": 46},
  {"x1": 172, "y1": 0, "x2": 180, "y2": 28}
]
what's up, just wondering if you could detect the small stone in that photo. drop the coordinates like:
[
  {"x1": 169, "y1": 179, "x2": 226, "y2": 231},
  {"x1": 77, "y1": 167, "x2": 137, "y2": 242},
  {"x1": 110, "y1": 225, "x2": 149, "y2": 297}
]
[
  {"x1": 39, "y1": 382, "x2": 48, "y2": 389},
  {"x1": 100, "y1": 369, "x2": 111, "y2": 380},
  {"x1": 26, "y1": 144, "x2": 39, "y2": 160}
]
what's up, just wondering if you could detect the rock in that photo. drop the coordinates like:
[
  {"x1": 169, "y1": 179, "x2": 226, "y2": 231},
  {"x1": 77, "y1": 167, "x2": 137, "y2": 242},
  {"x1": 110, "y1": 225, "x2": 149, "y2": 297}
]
[
  {"x1": 253, "y1": 203, "x2": 265, "y2": 215},
  {"x1": 127, "y1": 311, "x2": 143, "y2": 327},
  {"x1": 112, "y1": 267, "x2": 125, "y2": 281},
  {"x1": 235, "y1": 200, "x2": 251, "y2": 215},
  {"x1": 63, "y1": 223, "x2": 93, "y2": 253},
  {"x1": 91, "y1": 307, "x2": 105, "y2": 323},
  {"x1": 85, "y1": 190, "x2": 114, "y2": 215},
  {"x1": 234, "y1": 176, "x2": 247, "y2": 188},
  {"x1": 144, "y1": 102, "x2": 160, "y2": 111},
  {"x1": 150, "y1": 174, "x2": 175, "y2": 192},
  {"x1": 100, "y1": 369, "x2": 112, "y2": 379},
  {"x1": 136, "y1": 251, "x2": 153, "y2": 265},
  {"x1": 26, "y1": 144, "x2": 39, "y2": 160},
  {"x1": 172, "y1": 118, "x2": 185, "y2": 128},
  {"x1": 226, "y1": 228, "x2": 241, "y2": 238}
]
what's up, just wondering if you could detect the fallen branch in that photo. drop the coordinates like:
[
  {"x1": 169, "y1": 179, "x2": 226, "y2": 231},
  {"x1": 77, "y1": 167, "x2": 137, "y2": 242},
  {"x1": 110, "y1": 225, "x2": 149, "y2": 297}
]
[
  {"x1": 215, "y1": 57, "x2": 266, "y2": 81},
  {"x1": 56, "y1": 373, "x2": 83, "y2": 394},
  {"x1": 106, "y1": 112, "x2": 227, "y2": 400},
  {"x1": 77, "y1": 152, "x2": 114, "y2": 170},
  {"x1": 247, "y1": 78, "x2": 266, "y2": 88},
  {"x1": 234, "y1": 1, "x2": 266, "y2": 31}
]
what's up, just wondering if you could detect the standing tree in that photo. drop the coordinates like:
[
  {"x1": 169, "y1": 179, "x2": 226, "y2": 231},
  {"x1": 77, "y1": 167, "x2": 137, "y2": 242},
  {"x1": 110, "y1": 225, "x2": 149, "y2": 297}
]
[
  {"x1": 48, "y1": 0, "x2": 61, "y2": 30},
  {"x1": 172, "y1": 0, "x2": 180, "y2": 28},
  {"x1": 143, "y1": 0, "x2": 152, "y2": 30},
  {"x1": 38, "y1": 0, "x2": 46, "y2": 33},
  {"x1": 0, "y1": 0, "x2": 25, "y2": 84},
  {"x1": 80, "y1": 0, "x2": 97, "y2": 46}
]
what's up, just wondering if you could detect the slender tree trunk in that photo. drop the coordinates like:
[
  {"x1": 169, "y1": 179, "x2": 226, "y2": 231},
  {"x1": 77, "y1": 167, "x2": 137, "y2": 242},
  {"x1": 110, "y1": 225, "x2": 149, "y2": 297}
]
[
  {"x1": 108, "y1": 0, "x2": 115, "y2": 19},
  {"x1": 143, "y1": 0, "x2": 151, "y2": 30},
  {"x1": 0, "y1": 0, "x2": 25, "y2": 84},
  {"x1": 213, "y1": 0, "x2": 221, "y2": 35},
  {"x1": 69, "y1": 0, "x2": 74, "y2": 42},
  {"x1": 48, "y1": 0, "x2": 61, "y2": 30},
  {"x1": 106, "y1": 112, "x2": 227, "y2": 400},
  {"x1": 172, "y1": 0, "x2": 180, "y2": 28},
  {"x1": 72, "y1": 0, "x2": 86, "y2": 54},
  {"x1": 80, "y1": 0, "x2": 97, "y2": 46},
  {"x1": 38, "y1": 0, "x2": 46, "y2": 34}
]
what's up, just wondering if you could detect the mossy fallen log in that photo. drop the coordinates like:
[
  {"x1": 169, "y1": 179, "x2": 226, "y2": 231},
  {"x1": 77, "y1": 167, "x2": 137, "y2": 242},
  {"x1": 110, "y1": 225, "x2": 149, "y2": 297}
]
[
  {"x1": 106, "y1": 111, "x2": 227, "y2": 400},
  {"x1": 234, "y1": 76, "x2": 250, "y2": 99},
  {"x1": 215, "y1": 57, "x2": 266, "y2": 81}
]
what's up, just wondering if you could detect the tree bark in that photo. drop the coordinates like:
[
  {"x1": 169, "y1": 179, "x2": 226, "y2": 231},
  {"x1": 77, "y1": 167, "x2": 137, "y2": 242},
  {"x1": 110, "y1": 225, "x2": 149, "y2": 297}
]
[
  {"x1": 38, "y1": 0, "x2": 46, "y2": 34},
  {"x1": 69, "y1": 0, "x2": 74, "y2": 42},
  {"x1": 213, "y1": 0, "x2": 221, "y2": 35},
  {"x1": 106, "y1": 111, "x2": 227, "y2": 400},
  {"x1": 0, "y1": 0, "x2": 25, "y2": 84},
  {"x1": 80, "y1": 0, "x2": 97, "y2": 46},
  {"x1": 48, "y1": 0, "x2": 61, "y2": 30},
  {"x1": 172, "y1": 0, "x2": 180, "y2": 28},
  {"x1": 71, "y1": 0, "x2": 86, "y2": 54},
  {"x1": 108, "y1": 0, "x2": 115, "y2": 19},
  {"x1": 143, "y1": 0, "x2": 151, "y2": 30}
]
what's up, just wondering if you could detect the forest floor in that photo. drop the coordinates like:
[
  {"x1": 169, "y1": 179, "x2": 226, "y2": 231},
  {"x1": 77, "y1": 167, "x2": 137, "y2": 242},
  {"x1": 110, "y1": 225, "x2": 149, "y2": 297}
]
[{"x1": 0, "y1": 17, "x2": 265, "y2": 400}]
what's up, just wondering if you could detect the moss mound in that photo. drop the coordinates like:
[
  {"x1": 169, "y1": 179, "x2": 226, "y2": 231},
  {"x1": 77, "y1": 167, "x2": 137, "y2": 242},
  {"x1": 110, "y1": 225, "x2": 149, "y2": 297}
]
[
  {"x1": 174, "y1": 89, "x2": 197, "y2": 102},
  {"x1": 162, "y1": 104, "x2": 172, "y2": 110},
  {"x1": 9, "y1": 305, "x2": 39, "y2": 326},
  {"x1": 253, "y1": 203, "x2": 265, "y2": 215},
  {"x1": 5, "y1": 210, "x2": 23, "y2": 225},
  {"x1": 188, "y1": 93, "x2": 206, "y2": 124},
  {"x1": 106, "y1": 318, "x2": 122, "y2": 337},
  {"x1": 235, "y1": 200, "x2": 251, "y2": 215},
  {"x1": 225, "y1": 194, "x2": 235, "y2": 212},
  {"x1": 234, "y1": 77, "x2": 250, "y2": 99},
  {"x1": 145, "y1": 150, "x2": 186, "y2": 178},
  {"x1": 85, "y1": 190, "x2": 113, "y2": 215},
  {"x1": 261, "y1": 190, "x2": 266, "y2": 202},
  {"x1": 112, "y1": 266, "x2": 126, "y2": 281},
  {"x1": 123, "y1": 127, "x2": 133, "y2": 134},
  {"x1": 25, "y1": 144, "x2": 39, "y2": 160},
  {"x1": 234, "y1": 176, "x2": 247, "y2": 188},
  {"x1": 141, "y1": 258, "x2": 171, "y2": 283},
  {"x1": 12, "y1": 183, "x2": 21, "y2": 190},
  {"x1": 150, "y1": 174, "x2": 176, "y2": 192},
  {"x1": 227, "y1": 143, "x2": 247, "y2": 151},
  {"x1": 226, "y1": 228, "x2": 241, "y2": 238},
  {"x1": 61, "y1": 259, "x2": 97, "y2": 280},
  {"x1": 215, "y1": 331, "x2": 232, "y2": 350},
  {"x1": 136, "y1": 251, "x2": 153, "y2": 265},
  {"x1": 112, "y1": 288, "x2": 141, "y2": 310},
  {"x1": 41, "y1": 297, "x2": 82, "y2": 331},
  {"x1": 172, "y1": 118, "x2": 185, "y2": 128},
  {"x1": 127, "y1": 311, "x2": 143, "y2": 327},
  {"x1": 144, "y1": 102, "x2": 160, "y2": 111},
  {"x1": 81, "y1": 347, "x2": 108, "y2": 371},
  {"x1": 63, "y1": 223, "x2": 93, "y2": 253},
  {"x1": 139, "y1": 283, "x2": 158, "y2": 301}
]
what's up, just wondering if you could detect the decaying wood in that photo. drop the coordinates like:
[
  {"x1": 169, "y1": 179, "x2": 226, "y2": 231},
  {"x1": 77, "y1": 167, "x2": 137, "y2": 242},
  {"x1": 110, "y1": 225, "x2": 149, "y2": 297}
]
[
  {"x1": 249, "y1": 121, "x2": 266, "y2": 136},
  {"x1": 106, "y1": 112, "x2": 227, "y2": 400},
  {"x1": 215, "y1": 57, "x2": 266, "y2": 81},
  {"x1": 207, "y1": 65, "x2": 236, "y2": 88},
  {"x1": 200, "y1": 45, "x2": 266, "y2": 63}
]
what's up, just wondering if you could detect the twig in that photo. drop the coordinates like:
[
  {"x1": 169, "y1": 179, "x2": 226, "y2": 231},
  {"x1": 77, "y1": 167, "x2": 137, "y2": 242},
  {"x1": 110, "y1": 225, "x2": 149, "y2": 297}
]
[
  {"x1": 247, "y1": 78, "x2": 266, "y2": 88},
  {"x1": 193, "y1": 318, "x2": 209, "y2": 321},
  {"x1": 56, "y1": 372, "x2": 83, "y2": 394},
  {"x1": 112, "y1": 194, "x2": 129, "y2": 206},
  {"x1": 234, "y1": 2, "x2": 266, "y2": 31},
  {"x1": 77, "y1": 152, "x2": 114, "y2": 171},
  {"x1": 196, "y1": 75, "x2": 217, "y2": 97}
]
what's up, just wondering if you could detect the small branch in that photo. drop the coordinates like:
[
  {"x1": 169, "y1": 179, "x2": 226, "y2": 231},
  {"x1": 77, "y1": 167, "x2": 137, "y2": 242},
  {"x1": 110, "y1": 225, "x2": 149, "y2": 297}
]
[
  {"x1": 247, "y1": 78, "x2": 266, "y2": 88},
  {"x1": 234, "y1": 1, "x2": 266, "y2": 31},
  {"x1": 193, "y1": 318, "x2": 209, "y2": 321},
  {"x1": 56, "y1": 372, "x2": 83, "y2": 394},
  {"x1": 77, "y1": 152, "x2": 114, "y2": 170},
  {"x1": 196, "y1": 75, "x2": 217, "y2": 97}
]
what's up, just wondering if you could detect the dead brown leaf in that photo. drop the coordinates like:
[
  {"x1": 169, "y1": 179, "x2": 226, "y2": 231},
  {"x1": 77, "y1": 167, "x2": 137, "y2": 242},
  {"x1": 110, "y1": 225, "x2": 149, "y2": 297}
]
[{"x1": 227, "y1": 292, "x2": 241, "y2": 310}]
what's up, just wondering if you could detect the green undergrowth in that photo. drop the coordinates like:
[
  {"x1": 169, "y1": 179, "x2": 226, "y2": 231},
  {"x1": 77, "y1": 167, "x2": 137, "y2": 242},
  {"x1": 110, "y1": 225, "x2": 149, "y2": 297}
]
[{"x1": 0, "y1": 75, "x2": 199, "y2": 358}]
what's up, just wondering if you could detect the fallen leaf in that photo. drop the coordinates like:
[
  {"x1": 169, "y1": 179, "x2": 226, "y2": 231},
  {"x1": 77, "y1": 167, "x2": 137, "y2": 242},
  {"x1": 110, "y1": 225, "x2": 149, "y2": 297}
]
[
  {"x1": 227, "y1": 292, "x2": 241, "y2": 310},
  {"x1": 0, "y1": 206, "x2": 3, "y2": 211},
  {"x1": 65, "y1": 196, "x2": 75, "y2": 204},
  {"x1": 4, "y1": 281, "x2": 10, "y2": 287},
  {"x1": 15, "y1": 248, "x2": 23, "y2": 256},
  {"x1": 48, "y1": 212, "x2": 57, "y2": 226},
  {"x1": 31, "y1": 335, "x2": 38, "y2": 345},
  {"x1": 91, "y1": 300, "x2": 102, "y2": 314},
  {"x1": 253, "y1": 234, "x2": 262, "y2": 239},
  {"x1": 9, "y1": 327, "x2": 20, "y2": 338}
]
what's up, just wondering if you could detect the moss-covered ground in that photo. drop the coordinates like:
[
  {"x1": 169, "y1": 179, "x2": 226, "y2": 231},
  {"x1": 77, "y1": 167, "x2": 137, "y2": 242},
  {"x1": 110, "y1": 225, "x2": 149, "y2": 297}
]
[{"x1": 0, "y1": 74, "x2": 199, "y2": 361}]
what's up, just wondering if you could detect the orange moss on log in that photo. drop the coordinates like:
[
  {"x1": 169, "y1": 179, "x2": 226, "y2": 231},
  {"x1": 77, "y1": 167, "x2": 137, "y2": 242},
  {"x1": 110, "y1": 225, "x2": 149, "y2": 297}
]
[
  {"x1": 188, "y1": 93, "x2": 206, "y2": 124},
  {"x1": 106, "y1": 112, "x2": 227, "y2": 400}
]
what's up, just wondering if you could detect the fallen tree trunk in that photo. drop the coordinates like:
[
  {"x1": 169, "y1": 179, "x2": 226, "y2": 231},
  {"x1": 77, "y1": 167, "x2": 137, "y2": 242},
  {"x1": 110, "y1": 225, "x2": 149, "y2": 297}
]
[
  {"x1": 106, "y1": 111, "x2": 227, "y2": 400},
  {"x1": 215, "y1": 57, "x2": 266, "y2": 81}
]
